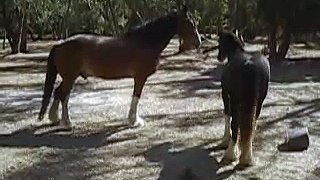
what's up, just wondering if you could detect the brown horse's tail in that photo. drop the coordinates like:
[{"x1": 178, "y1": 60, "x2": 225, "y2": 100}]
[{"x1": 38, "y1": 46, "x2": 58, "y2": 121}]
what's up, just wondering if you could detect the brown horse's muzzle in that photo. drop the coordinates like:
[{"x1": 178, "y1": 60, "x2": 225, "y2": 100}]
[{"x1": 180, "y1": 36, "x2": 201, "y2": 51}]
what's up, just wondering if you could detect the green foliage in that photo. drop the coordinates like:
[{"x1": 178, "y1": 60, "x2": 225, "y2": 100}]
[
  {"x1": 24, "y1": 0, "x2": 231, "y2": 37},
  {"x1": 258, "y1": 0, "x2": 320, "y2": 31},
  {"x1": 15, "y1": 0, "x2": 320, "y2": 38}
]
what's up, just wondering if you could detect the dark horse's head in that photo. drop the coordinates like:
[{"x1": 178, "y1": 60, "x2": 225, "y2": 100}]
[{"x1": 217, "y1": 29, "x2": 245, "y2": 62}]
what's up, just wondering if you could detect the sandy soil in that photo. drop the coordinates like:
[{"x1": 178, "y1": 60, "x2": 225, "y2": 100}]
[{"x1": 0, "y1": 38, "x2": 320, "y2": 180}]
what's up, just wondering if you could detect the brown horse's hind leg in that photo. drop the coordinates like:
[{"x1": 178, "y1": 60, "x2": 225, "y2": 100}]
[
  {"x1": 237, "y1": 104, "x2": 257, "y2": 169},
  {"x1": 48, "y1": 96, "x2": 60, "y2": 124},
  {"x1": 53, "y1": 77, "x2": 77, "y2": 127},
  {"x1": 128, "y1": 76, "x2": 148, "y2": 127}
]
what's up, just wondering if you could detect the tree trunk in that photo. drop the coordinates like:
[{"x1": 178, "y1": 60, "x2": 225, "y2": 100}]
[
  {"x1": 107, "y1": 0, "x2": 120, "y2": 36},
  {"x1": 268, "y1": 25, "x2": 277, "y2": 61},
  {"x1": 229, "y1": 0, "x2": 238, "y2": 29},
  {"x1": 4, "y1": 1, "x2": 27, "y2": 54},
  {"x1": 60, "y1": 0, "x2": 72, "y2": 39},
  {"x1": 1, "y1": 0, "x2": 6, "y2": 49},
  {"x1": 2, "y1": 30, "x2": 6, "y2": 49},
  {"x1": 17, "y1": 0, "x2": 26, "y2": 53},
  {"x1": 277, "y1": 26, "x2": 291, "y2": 59}
]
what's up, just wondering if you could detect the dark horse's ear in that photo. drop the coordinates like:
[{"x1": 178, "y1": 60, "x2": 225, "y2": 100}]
[
  {"x1": 217, "y1": 30, "x2": 222, "y2": 37},
  {"x1": 232, "y1": 28, "x2": 239, "y2": 37},
  {"x1": 217, "y1": 26, "x2": 223, "y2": 37}
]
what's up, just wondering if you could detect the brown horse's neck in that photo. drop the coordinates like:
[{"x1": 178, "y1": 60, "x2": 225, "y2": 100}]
[{"x1": 124, "y1": 12, "x2": 178, "y2": 54}]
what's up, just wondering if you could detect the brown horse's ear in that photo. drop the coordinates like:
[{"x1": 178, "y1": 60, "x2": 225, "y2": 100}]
[
  {"x1": 182, "y1": 4, "x2": 188, "y2": 13},
  {"x1": 175, "y1": 0, "x2": 182, "y2": 10},
  {"x1": 175, "y1": 0, "x2": 189, "y2": 14},
  {"x1": 217, "y1": 26, "x2": 223, "y2": 37}
]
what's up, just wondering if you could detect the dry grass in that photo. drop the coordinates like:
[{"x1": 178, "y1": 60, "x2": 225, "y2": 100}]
[{"x1": 0, "y1": 39, "x2": 319, "y2": 180}]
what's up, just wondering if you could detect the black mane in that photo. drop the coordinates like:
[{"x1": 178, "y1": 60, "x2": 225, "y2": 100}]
[{"x1": 123, "y1": 11, "x2": 178, "y2": 48}]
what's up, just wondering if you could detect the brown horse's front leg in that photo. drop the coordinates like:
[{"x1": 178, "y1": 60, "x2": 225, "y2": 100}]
[
  {"x1": 48, "y1": 96, "x2": 60, "y2": 124},
  {"x1": 128, "y1": 76, "x2": 148, "y2": 127},
  {"x1": 53, "y1": 78, "x2": 75, "y2": 128},
  {"x1": 220, "y1": 89, "x2": 231, "y2": 148}
]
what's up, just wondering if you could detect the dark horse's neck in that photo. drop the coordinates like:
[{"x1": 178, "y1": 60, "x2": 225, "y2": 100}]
[
  {"x1": 123, "y1": 11, "x2": 178, "y2": 53},
  {"x1": 227, "y1": 45, "x2": 246, "y2": 63}
]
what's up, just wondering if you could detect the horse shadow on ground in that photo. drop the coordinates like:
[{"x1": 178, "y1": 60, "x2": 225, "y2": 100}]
[
  {"x1": 0, "y1": 122, "x2": 132, "y2": 149},
  {"x1": 144, "y1": 109, "x2": 224, "y2": 130},
  {"x1": 201, "y1": 57, "x2": 320, "y2": 83},
  {"x1": 260, "y1": 98, "x2": 320, "y2": 131},
  {"x1": 157, "y1": 77, "x2": 221, "y2": 99},
  {"x1": 0, "y1": 93, "x2": 41, "y2": 123},
  {"x1": 143, "y1": 142, "x2": 235, "y2": 180}
]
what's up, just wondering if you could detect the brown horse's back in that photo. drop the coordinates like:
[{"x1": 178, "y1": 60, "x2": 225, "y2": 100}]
[{"x1": 53, "y1": 34, "x2": 159, "y2": 80}]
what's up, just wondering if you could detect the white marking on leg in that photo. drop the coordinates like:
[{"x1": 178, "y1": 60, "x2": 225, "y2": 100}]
[
  {"x1": 221, "y1": 115, "x2": 231, "y2": 146},
  {"x1": 239, "y1": 123, "x2": 255, "y2": 166},
  {"x1": 222, "y1": 139, "x2": 237, "y2": 164},
  {"x1": 49, "y1": 99, "x2": 59, "y2": 123},
  {"x1": 61, "y1": 96, "x2": 71, "y2": 127},
  {"x1": 239, "y1": 140, "x2": 253, "y2": 165},
  {"x1": 128, "y1": 96, "x2": 145, "y2": 127}
]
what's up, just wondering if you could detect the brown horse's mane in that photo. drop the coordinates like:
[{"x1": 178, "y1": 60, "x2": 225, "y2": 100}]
[{"x1": 123, "y1": 10, "x2": 178, "y2": 45}]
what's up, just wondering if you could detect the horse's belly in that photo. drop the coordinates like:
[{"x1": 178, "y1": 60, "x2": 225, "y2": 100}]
[{"x1": 82, "y1": 60, "x2": 133, "y2": 79}]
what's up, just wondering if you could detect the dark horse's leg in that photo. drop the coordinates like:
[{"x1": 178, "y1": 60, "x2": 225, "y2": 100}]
[
  {"x1": 236, "y1": 78, "x2": 268, "y2": 169},
  {"x1": 220, "y1": 87, "x2": 231, "y2": 148},
  {"x1": 128, "y1": 75, "x2": 148, "y2": 127},
  {"x1": 237, "y1": 68, "x2": 267, "y2": 168},
  {"x1": 221, "y1": 98, "x2": 239, "y2": 164},
  {"x1": 237, "y1": 101, "x2": 257, "y2": 169}
]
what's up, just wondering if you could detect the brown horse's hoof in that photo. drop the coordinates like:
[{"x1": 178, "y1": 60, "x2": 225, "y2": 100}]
[
  {"x1": 129, "y1": 116, "x2": 145, "y2": 128},
  {"x1": 49, "y1": 114, "x2": 59, "y2": 124},
  {"x1": 60, "y1": 120, "x2": 72, "y2": 129},
  {"x1": 38, "y1": 115, "x2": 44, "y2": 122}
]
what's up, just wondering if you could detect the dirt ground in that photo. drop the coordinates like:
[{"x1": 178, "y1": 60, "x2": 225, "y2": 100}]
[{"x1": 0, "y1": 38, "x2": 320, "y2": 180}]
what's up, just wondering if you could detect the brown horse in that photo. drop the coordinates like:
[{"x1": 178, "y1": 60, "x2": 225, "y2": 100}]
[
  {"x1": 38, "y1": 7, "x2": 201, "y2": 128},
  {"x1": 217, "y1": 30, "x2": 270, "y2": 169}
]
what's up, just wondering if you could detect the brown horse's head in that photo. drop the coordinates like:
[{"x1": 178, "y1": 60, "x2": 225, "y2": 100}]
[
  {"x1": 177, "y1": 5, "x2": 201, "y2": 51},
  {"x1": 217, "y1": 29, "x2": 244, "y2": 62}
]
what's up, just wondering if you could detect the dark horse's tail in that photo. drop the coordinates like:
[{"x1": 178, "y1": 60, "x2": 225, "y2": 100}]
[
  {"x1": 38, "y1": 46, "x2": 58, "y2": 121},
  {"x1": 242, "y1": 64, "x2": 259, "y2": 107}
]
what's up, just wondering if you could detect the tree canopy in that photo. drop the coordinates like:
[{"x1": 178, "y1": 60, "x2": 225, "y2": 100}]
[{"x1": 0, "y1": 0, "x2": 319, "y2": 57}]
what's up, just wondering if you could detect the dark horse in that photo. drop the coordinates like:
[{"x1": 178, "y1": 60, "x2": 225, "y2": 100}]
[
  {"x1": 217, "y1": 30, "x2": 270, "y2": 169},
  {"x1": 38, "y1": 6, "x2": 201, "y2": 128}
]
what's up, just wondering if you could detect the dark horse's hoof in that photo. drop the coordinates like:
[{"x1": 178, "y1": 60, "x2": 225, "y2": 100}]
[{"x1": 235, "y1": 162, "x2": 253, "y2": 170}]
